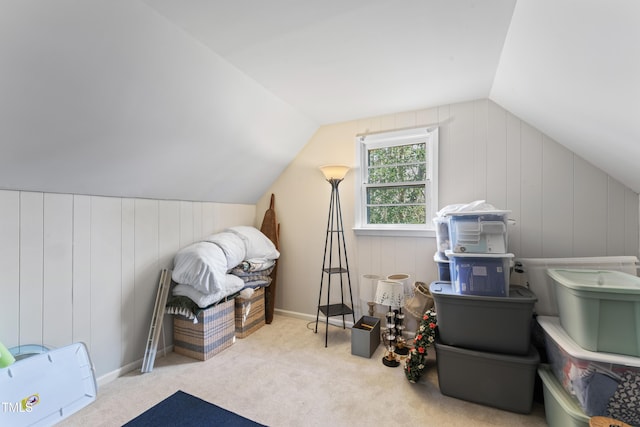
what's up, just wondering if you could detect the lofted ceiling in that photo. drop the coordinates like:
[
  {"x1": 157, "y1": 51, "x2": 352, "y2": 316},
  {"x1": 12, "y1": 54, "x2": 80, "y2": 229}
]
[
  {"x1": 1, "y1": 0, "x2": 638, "y2": 203},
  {"x1": 143, "y1": 0, "x2": 516, "y2": 125}
]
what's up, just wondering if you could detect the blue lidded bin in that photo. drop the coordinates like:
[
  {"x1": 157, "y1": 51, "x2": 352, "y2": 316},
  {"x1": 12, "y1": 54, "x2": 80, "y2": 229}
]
[{"x1": 446, "y1": 250, "x2": 514, "y2": 297}]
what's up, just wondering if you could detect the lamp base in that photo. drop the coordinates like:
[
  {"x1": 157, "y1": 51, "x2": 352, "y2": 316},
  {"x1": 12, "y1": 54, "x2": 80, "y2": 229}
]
[
  {"x1": 367, "y1": 301, "x2": 376, "y2": 316},
  {"x1": 382, "y1": 354, "x2": 400, "y2": 368},
  {"x1": 395, "y1": 346, "x2": 409, "y2": 356}
]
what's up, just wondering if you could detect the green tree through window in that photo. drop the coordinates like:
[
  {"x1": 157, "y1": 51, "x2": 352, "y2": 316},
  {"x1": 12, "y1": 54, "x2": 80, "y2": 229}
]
[{"x1": 367, "y1": 143, "x2": 427, "y2": 224}]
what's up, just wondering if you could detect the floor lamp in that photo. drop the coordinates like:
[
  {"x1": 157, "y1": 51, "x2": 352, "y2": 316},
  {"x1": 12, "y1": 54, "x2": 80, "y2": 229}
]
[{"x1": 314, "y1": 164, "x2": 356, "y2": 347}]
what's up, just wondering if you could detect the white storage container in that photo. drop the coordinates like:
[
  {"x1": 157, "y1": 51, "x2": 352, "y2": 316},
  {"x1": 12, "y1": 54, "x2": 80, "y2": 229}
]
[
  {"x1": 538, "y1": 316, "x2": 640, "y2": 426},
  {"x1": 513, "y1": 256, "x2": 638, "y2": 316},
  {"x1": 446, "y1": 250, "x2": 514, "y2": 297},
  {"x1": 547, "y1": 268, "x2": 640, "y2": 357},
  {"x1": 0, "y1": 342, "x2": 96, "y2": 427},
  {"x1": 433, "y1": 216, "x2": 450, "y2": 258},
  {"x1": 447, "y1": 210, "x2": 510, "y2": 254}
]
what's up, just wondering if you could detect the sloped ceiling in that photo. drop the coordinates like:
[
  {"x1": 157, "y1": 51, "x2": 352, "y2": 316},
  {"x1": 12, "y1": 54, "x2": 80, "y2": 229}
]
[
  {"x1": 491, "y1": 0, "x2": 640, "y2": 195},
  {"x1": 1, "y1": 0, "x2": 638, "y2": 203}
]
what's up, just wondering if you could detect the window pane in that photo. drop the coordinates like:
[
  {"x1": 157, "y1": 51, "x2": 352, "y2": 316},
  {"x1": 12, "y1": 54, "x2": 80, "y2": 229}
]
[
  {"x1": 367, "y1": 205, "x2": 426, "y2": 224},
  {"x1": 367, "y1": 186, "x2": 425, "y2": 204},
  {"x1": 368, "y1": 164, "x2": 426, "y2": 184},
  {"x1": 368, "y1": 143, "x2": 426, "y2": 167}
]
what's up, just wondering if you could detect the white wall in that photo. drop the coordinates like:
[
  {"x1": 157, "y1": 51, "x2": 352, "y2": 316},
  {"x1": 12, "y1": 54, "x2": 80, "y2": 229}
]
[
  {"x1": 0, "y1": 190, "x2": 255, "y2": 380},
  {"x1": 256, "y1": 99, "x2": 639, "y2": 333}
]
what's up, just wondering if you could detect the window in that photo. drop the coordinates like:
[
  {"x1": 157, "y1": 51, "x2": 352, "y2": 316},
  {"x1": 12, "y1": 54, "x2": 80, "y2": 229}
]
[{"x1": 355, "y1": 127, "x2": 438, "y2": 236}]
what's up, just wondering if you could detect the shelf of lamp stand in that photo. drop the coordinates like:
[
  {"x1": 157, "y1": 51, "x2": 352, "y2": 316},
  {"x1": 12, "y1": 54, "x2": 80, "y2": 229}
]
[
  {"x1": 318, "y1": 303, "x2": 353, "y2": 317},
  {"x1": 323, "y1": 267, "x2": 348, "y2": 274}
]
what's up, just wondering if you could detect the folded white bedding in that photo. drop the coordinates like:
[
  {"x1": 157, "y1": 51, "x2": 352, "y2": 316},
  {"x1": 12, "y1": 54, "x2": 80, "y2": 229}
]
[
  {"x1": 172, "y1": 242, "x2": 228, "y2": 295},
  {"x1": 172, "y1": 274, "x2": 245, "y2": 308},
  {"x1": 202, "y1": 231, "x2": 246, "y2": 270},
  {"x1": 227, "y1": 226, "x2": 280, "y2": 260},
  {"x1": 171, "y1": 226, "x2": 279, "y2": 305}
]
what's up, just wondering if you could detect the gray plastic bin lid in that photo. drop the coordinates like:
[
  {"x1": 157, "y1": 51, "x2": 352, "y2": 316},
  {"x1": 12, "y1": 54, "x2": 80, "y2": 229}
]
[{"x1": 429, "y1": 281, "x2": 537, "y2": 303}]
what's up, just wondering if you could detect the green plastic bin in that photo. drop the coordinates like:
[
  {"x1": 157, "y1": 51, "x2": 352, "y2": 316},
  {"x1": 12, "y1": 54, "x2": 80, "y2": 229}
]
[
  {"x1": 538, "y1": 365, "x2": 590, "y2": 427},
  {"x1": 547, "y1": 268, "x2": 640, "y2": 356}
]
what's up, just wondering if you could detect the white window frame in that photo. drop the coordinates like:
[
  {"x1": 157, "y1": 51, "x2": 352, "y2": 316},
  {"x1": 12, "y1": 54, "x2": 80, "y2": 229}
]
[{"x1": 354, "y1": 126, "x2": 438, "y2": 237}]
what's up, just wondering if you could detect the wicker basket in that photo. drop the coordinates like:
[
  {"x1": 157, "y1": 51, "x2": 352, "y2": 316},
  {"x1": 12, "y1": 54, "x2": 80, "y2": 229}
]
[
  {"x1": 173, "y1": 298, "x2": 235, "y2": 360},
  {"x1": 235, "y1": 287, "x2": 266, "y2": 338},
  {"x1": 405, "y1": 281, "x2": 434, "y2": 318}
]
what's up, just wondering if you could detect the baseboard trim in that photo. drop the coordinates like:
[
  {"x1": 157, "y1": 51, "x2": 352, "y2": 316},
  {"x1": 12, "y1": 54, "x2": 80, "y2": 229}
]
[
  {"x1": 274, "y1": 308, "x2": 355, "y2": 329},
  {"x1": 95, "y1": 344, "x2": 173, "y2": 387},
  {"x1": 273, "y1": 308, "x2": 416, "y2": 340}
]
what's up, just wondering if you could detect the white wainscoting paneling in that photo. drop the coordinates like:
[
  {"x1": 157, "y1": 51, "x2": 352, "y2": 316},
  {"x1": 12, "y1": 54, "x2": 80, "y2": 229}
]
[{"x1": 0, "y1": 190, "x2": 256, "y2": 378}]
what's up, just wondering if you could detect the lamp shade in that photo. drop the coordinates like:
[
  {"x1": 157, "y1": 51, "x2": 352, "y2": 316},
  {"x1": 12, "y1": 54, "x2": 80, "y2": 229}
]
[
  {"x1": 319, "y1": 164, "x2": 350, "y2": 180},
  {"x1": 387, "y1": 273, "x2": 414, "y2": 299},
  {"x1": 374, "y1": 280, "x2": 405, "y2": 308},
  {"x1": 359, "y1": 274, "x2": 381, "y2": 301}
]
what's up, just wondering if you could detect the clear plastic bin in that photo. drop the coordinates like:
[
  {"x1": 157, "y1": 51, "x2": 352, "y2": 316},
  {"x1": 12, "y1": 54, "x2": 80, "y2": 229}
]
[
  {"x1": 433, "y1": 252, "x2": 450, "y2": 281},
  {"x1": 538, "y1": 316, "x2": 640, "y2": 425},
  {"x1": 447, "y1": 210, "x2": 509, "y2": 254},
  {"x1": 538, "y1": 364, "x2": 590, "y2": 427},
  {"x1": 433, "y1": 216, "x2": 450, "y2": 258},
  {"x1": 446, "y1": 250, "x2": 514, "y2": 296}
]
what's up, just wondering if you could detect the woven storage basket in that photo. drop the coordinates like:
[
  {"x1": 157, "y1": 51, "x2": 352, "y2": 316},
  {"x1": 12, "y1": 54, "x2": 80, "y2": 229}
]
[
  {"x1": 405, "y1": 281, "x2": 435, "y2": 318},
  {"x1": 235, "y1": 287, "x2": 266, "y2": 338},
  {"x1": 173, "y1": 298, "x2": 235, "y2": 360}
]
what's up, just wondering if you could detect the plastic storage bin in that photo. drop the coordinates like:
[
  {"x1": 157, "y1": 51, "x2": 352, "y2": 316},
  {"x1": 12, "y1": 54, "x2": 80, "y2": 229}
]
[
  {"x1": 538, "y1": 316, "x2": 640, "y2": 425},
  {"x1": 433, "y1": 252, "x2": 450, "y2": 281},
  {"x1": 538, "y1": 364, "x2": 590, "y2": 427},
  {"x1": 0, "y1": 342, "x2": 96, "y2": 427},
  {"x1": 447, "y1": 210, "x2": 509, "y2": 253},
  {"x1": 434, "y1": 339, "x2": 539, "y2": 414},
  {"x1": 433, "y1": 216, "x2": 450, "y2": 257},
  {"x1": 8, "y1": 345, "x2": 50, "y2": 361},
  {"x1": 513, "y1": 256, "x2": 639, "y2": 316},
  {"x1": 446, "y1": 250, "x2": 514, "y2": 296},
  {"x1": 547, "y1": 268, "x2": 640, "y2": 357},
  {"x1": 430, "y1": 282, "x2": 536, "y2": 355}
]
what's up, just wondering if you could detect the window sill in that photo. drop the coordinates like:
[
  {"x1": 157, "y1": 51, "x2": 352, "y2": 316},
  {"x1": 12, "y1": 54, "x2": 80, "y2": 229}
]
[{"x1": 353, "y1": 227, "x2": 436, "y2": 238}]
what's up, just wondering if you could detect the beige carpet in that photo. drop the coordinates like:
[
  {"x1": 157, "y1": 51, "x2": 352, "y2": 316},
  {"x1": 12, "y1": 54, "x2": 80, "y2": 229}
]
[{"x1": 59, "y1": 314, "x2": 548, "y2": 427}]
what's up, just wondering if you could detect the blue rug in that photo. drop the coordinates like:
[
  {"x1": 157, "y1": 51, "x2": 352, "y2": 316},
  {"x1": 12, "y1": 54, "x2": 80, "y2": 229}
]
[{"x1": 123, "y1": 390, "x2": 267, "y2": 426}]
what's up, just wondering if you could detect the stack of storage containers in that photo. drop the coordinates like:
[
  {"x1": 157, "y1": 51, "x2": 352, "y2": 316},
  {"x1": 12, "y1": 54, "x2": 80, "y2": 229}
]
[
  {"x1": 430, "y1": 210, "x2": 540, "y2": 414},
  {"x1": 536, "y1": 268, "x2": 640, "y2": 427}
]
